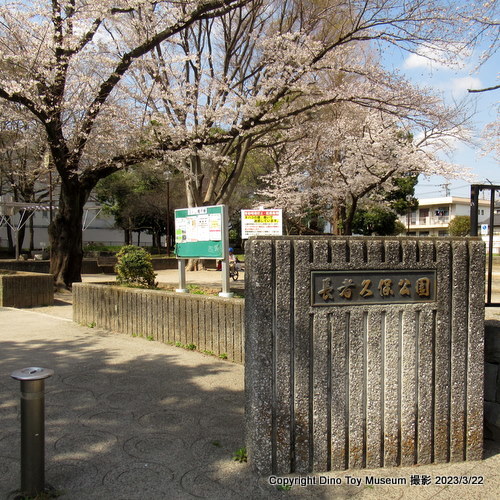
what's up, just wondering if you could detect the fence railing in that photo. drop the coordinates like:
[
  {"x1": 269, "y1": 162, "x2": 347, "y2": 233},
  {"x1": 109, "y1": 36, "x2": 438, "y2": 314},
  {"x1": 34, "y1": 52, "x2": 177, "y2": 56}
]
[{"x1": 470, "y1": 184, "x2": 500, "y2": 307}]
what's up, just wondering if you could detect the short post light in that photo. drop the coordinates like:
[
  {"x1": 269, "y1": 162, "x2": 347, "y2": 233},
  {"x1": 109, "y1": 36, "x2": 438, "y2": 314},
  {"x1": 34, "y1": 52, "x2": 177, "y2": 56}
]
[{"x1": 11, "y1": 366, "x2": 54, "y2": 498}]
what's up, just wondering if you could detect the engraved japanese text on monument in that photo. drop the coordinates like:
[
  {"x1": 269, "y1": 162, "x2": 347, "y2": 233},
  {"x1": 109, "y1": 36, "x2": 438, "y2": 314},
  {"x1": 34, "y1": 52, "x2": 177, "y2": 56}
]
[{"x1": 312, "y1": 270, "x2": 436, "y2": 306}]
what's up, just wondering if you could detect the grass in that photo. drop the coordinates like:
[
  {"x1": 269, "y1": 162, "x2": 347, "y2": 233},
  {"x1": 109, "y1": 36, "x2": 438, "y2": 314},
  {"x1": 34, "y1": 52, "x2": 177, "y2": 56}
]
[
  {"x1": 161, "y1": 342, "x2": 230, "y2": 360},
  {"x1": 158, "y1": 283, "x2": 245, "y2": 299},
  {"x1": 232, "y1": 447, "x2": 248, "y2": 463}
]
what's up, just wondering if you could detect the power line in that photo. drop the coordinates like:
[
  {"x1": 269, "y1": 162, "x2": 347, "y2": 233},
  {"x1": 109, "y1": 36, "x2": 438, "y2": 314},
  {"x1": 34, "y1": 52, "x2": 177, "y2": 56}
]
[
  {"x1": 416, "y1": 184, "x2": 472, "y2": 196},
  {"x1": 440, "y1": 183, "x2": 451, "y2": 196}
]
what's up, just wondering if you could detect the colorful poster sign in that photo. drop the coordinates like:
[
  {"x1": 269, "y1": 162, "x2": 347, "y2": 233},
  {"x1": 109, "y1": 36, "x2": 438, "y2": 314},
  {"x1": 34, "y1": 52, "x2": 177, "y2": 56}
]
[{"x1": 241, "y1": 209, "x2": 283, "y2": 239}]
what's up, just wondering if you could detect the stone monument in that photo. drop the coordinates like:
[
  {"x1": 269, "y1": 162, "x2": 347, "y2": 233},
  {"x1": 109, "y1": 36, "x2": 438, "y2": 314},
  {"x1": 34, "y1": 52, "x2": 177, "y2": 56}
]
[{"x1": 245, "y1": 237, "x2": 484, "y2": 474}]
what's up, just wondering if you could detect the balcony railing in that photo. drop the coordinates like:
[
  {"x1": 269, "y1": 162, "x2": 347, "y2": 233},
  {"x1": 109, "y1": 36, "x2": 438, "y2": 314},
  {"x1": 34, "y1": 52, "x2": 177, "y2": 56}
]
[{"x1": 406, "y1": 215, "x2": 450, "y2": 227}]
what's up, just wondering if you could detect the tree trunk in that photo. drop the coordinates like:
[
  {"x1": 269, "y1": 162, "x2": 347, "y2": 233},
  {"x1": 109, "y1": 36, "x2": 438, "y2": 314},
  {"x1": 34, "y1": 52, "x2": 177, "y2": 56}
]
[
  {"x1": 343, "y1": 197, "x2": 358, "y2": 236},
  {"x1": 48, "y1": 179, "x2": 90, "y2": 289},
  {"x1": 16, "y1": 229, "x2": 24, "y2": 257},
  {"x1": 155, "y1": 230, "x2": 161, "y2": 252},
  {"x1": 153, "y1": 231, "x2": 160, "y2": 251},
  {"x1": 331, "y1": 205, "x2": 349, "y2": 235},
  {"x1": 184, "y1": 154, "x2": 204, "y2": 208}
]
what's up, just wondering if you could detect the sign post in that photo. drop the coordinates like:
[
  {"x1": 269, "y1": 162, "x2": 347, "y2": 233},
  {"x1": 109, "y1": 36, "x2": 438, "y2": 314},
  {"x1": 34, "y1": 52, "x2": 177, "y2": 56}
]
[
  {"x1": 174, "y1": 205, "x2": 232, "y2": 297},
  {"x1": 176, "y1": 259, "x2": 188, "y2": 294},
  {"x1": 219, "y1": 205, "x2": 232, "y2": 297}
]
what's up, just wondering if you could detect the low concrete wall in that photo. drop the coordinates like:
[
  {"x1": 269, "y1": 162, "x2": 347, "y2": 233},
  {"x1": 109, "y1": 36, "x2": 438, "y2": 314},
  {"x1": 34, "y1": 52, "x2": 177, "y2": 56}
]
[
  {"x1": 73, "y1": 283, "x2": 244, "y2": 363},
  {"x1": 0, "y1": 258, "x2": 98, "y2": 274},
  {"x1": 82, "y1": 259, "x2": 100, "y2": 274},
  {"x1": 0, "y1": 270, "x2": 54, "y2": 307},
  {"x1": 0, "y1": 260, "x2": 50, "y2": 273},
  {"x1": 0, "y1": 257, "x2": 212, "y2": 275}
]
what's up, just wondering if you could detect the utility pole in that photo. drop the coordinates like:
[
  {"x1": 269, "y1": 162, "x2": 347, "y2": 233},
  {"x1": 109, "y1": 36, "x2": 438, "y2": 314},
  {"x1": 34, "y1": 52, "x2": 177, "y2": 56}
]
[
  {"x1": 440, "y1": 183, "x2": 451, "y2": 197},
  {"x1": 164, "y1": 171, "x2": 171, "y2": 257}
]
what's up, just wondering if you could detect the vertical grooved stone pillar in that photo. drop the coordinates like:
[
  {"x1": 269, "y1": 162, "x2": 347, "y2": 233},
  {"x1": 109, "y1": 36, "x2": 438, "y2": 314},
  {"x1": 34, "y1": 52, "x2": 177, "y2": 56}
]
[{"x1": 245, "y1": 236, "x2": 484, "y2": 474}]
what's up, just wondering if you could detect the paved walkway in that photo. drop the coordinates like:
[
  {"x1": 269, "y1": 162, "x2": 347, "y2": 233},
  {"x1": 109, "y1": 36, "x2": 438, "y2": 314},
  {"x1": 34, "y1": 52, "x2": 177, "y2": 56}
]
[
  {"x1": 0, "y1": 274, "x2": 499, "y2": 499},
  {"x1": 81, "y1": 268, "x2": 246, "y2": 289}
]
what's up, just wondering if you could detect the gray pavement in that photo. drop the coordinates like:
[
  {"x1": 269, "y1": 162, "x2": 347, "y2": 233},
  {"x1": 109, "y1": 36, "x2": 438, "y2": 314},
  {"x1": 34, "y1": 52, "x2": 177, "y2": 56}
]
[{"x1": 1, "y1": 273, "x2": 500, "y2": 499}]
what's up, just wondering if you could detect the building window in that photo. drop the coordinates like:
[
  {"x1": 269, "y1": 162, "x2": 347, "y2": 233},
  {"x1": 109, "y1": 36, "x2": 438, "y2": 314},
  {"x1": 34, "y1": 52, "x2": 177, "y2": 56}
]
[
  {"x1": 435, "y1": 207, "x2": 449, "y2": 217},
  {"x1": 419, "y1": 208, "x2": 429, "y2": 224}
]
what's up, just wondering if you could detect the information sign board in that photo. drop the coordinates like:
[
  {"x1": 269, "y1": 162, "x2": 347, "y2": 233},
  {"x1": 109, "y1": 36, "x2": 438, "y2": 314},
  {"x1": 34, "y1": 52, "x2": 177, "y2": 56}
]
[
  {"x1": 241, "y1": 209, "x2": 282, "y2": 239},
  {"x1": 175, "y1": 205, "x2": 225, "y2": 259}
]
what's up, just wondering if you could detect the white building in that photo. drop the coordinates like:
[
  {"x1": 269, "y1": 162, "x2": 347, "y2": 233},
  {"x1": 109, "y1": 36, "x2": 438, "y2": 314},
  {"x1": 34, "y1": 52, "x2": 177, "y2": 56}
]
[
  {"x1": 0, "y1": 202, "x2": 152, "y2": 251},
  {"x1": 398, "y1": 196, "x2": 490, "y2": 237}
]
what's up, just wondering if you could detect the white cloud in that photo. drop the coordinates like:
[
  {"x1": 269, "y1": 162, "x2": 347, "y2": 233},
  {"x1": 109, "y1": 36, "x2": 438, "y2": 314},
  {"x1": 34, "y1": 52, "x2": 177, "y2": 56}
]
[
  {"x1": 404, "y1": 52, "x2": 448, "y2": 71},
  {"x1": 403, "y1": 46, "x2": 470, "y2": 71},
  {"x1": 450, "y1": 76, "x2": 483, "y2": 97},
  {"x1": 402, "y1": 47, "x2": 483, "y2": 98}
]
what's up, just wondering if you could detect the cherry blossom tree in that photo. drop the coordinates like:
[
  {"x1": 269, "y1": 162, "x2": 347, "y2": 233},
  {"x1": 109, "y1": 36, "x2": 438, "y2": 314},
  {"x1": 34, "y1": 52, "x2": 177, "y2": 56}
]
[
  {"x1": 0, "y1": 0, "x2": 496, "y2": 285},
  {"x1": 0, "y1": 0, "x2": 250, "y2": 287},
  {"x1": 258, "y1": 106, "x2": 474, "y2": 234},
  {"x1": 0, "y1": 103, "x2": 54, "y2": 252},
  {"x1": 123, "y1": 0, "x2": 497, "y2": 207}
]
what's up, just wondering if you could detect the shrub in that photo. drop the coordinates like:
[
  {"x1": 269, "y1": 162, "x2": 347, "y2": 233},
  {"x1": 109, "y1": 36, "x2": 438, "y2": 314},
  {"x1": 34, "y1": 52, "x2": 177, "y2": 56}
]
[
  {"x1": 115, "y1": 245, "x2": 157, "y2": 288},
  {"x1": 448, "y1": 216, "x2": 470, "y2": 237}
]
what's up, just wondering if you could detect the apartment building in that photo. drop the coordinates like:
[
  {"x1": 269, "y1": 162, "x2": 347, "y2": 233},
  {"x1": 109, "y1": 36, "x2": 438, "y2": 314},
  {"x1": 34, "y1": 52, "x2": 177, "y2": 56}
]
[
  {"x1": 399, "y1": 196, "x2": 491, "y2": 237},
  {"x1": 0, "y1": 200, "x2": 152, "y2": 251}
]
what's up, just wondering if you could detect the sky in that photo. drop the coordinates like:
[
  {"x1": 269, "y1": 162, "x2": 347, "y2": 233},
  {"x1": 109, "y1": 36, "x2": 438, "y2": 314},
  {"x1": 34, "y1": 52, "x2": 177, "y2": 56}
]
[{"x1": 383, "y1": 43, "x2": 499, "y2": 200}]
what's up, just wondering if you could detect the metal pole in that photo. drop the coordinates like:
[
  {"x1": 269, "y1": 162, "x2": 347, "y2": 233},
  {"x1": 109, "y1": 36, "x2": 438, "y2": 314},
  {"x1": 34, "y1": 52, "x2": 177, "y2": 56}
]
[
  {"x1": 487, "y1": 189, "x2": 496, "y2": 304},
  {"x1": 176, "y1": 258, "x2": 189, "y2": 293},
  {"x1": 166, "y1": 180, "x2": 170, "y2": 257},
  {"x1": 470, "y1": 184, "x2": 480, "y2": 236},
  {"x1": 219, "y1": 205, "x2": 234, "y2": 298},
  {"x1": 14, "y1": 228, "x2": 19, "y2": 260},
  {"x1": 220, "y1": 258, "x2": 232, "y2": 297},
  {"x1": 11, "y1": 367, "x2": 54, "y2": 498},
  {"x1": 49, "y1": 170, "x2": 53, "y2": 225}
]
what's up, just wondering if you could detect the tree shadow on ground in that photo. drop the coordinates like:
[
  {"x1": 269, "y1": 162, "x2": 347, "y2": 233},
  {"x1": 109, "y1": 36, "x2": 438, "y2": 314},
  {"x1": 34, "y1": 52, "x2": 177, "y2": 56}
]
[
  {"x1": 1, "y1": 308, "x2": 498, "y2": 500},
  {"x1": 0, "y1": 310, "x2": 285, "y2": 499}
]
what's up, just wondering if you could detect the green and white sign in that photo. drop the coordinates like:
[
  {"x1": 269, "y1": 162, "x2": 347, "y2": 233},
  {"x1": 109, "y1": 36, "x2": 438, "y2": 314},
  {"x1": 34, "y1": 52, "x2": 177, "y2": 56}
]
[{"x1": 175, "y1": 205, "x2": 225, "y2": 259}]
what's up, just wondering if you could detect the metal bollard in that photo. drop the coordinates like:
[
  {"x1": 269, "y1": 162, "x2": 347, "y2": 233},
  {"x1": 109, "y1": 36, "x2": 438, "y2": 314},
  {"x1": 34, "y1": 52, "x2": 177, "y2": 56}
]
[{"x1": 11, "y1": 367, "x2": 54, "y2": 498}]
